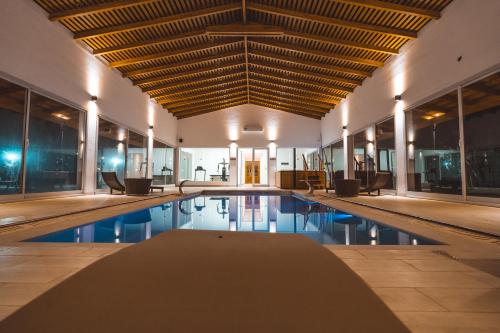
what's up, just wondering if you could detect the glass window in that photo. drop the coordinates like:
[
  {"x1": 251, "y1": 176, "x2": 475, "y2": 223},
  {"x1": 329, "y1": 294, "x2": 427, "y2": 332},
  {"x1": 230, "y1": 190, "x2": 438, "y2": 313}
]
[
  {"x1": 353, "y1": 130, "x2": 375, "y2": 187},
  {"x1": 462, "y1": 71, "x2": 500, "y2": 198},
  {"x1": 179, "y1": 148, "x2": 230, "y2": 182},
  {"x1": 152, "y1": 140, "x2": 174, "y2": 185},
  {"x1": 127, "y1": 130, "x2": 148, "y2": 178},
  {"x1": 406, "y1": 90, "x2": 461, "y2": 194},
  {"x1": 25, "y1": 92, "x2": 85, "y2": 193},
  {"x1": 0, "y1": 78, "x2": 26, "y2": 195},
  {"x1": 96, "y1": 118, "x2": 127, "y2": 189},
  {"x1": 325, "y1": 140, "x2": 344, "y2": 182},
  {"x1": 296, "y1": 148, "x2": 319, "y2": 171},
  {"x1": 376, "y1": 118, "x2": 396, "y2": 189}
]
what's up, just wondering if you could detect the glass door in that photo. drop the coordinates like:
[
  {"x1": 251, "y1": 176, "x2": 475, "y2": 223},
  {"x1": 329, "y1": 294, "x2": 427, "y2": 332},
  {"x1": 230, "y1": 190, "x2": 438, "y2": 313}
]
[
  {"x1": 238, "y1": 148, "x2": 269, "y2": 186},
  {"x1": 254, "y1": 148, "x2": 269, "y2": 186}
]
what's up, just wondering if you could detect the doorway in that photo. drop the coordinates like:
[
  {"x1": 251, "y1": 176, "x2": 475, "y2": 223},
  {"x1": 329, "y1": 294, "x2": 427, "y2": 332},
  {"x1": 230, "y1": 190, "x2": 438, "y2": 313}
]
[{"x1": 238, "y1": 148, "x2": 269, "y2": 186}]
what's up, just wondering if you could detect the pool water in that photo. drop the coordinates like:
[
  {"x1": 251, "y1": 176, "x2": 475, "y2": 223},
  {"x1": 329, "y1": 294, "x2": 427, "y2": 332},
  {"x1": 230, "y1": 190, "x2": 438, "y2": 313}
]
[{"x1": 27, "y1": 195, "x2": 437, "y2": 245}]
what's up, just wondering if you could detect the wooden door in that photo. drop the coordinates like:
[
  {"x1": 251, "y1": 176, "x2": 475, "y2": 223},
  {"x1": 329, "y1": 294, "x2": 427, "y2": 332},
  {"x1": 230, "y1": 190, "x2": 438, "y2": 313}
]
[{"x1": 245, "y1": 161, "x2": 260, "y2": 184}]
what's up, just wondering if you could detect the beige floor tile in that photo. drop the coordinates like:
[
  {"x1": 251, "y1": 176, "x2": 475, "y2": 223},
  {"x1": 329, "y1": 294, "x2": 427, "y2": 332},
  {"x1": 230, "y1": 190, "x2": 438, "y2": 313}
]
[
  {"x1": 396, "y1": 311, "x2": 500, "y2": 333},
  {"x1": 463, "y1": 271, "x2": 500, "y2": 288},
  {"x1": 324, "y1": 248, "x2": 365, "y2": 259},
  {"x1": 342, "y1": 258, "x2": 418, "y2": 272},
  {"x1": 355, "y1": 271, "x2": 493, "y2": 288},
  {"x1": 20, "y1": 256, "x2": 100, "y2": 268},
  {"x1": 447, "y1": 250, "x2": 500, "y2": 260},
  {"x1": 372, "y1": 288, "x2": 446, "y2": 312},
  {"x1": 356, "y1": 249, "x2": 443, "y2": 260},
  {"x1": 404, "y1": 258, "x2": 475, "y2": 272},
  {"x1": 0, "y1": 306, "x2": 19, "y2": 321},
  {"x1": 0, "y1": 266, "x2": 77, "y2": 283},
  {"x1": 0, "y1": 283, "x2": 52, "y2": 306},
  {"x1": 79, "y1": 247, "x2": 122, "y2": 257},
  {"x1": 3, "y1": 246, "x2": 91, "y2": 256},
  {"x1": 0, "y1": 256, "x2": 32, "y2": 267},
  {"x1": 418, "y1": 288, "x2": 500, "y2": 312}
]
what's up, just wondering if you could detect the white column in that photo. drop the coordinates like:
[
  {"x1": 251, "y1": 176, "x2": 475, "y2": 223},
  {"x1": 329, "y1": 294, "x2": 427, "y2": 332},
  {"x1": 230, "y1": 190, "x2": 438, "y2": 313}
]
[
  {"x1": 147, "y1": 129, "x2": 154, "y2": 179},
  {"x1": 83, "y1": 102, "x2": 98, "y2": 194},
  {"x1": 268, "y1": 158, "x2": 277, "y2": 187},
  {"x1": 394, "y1": 102, "x2": 407, "y2": 196},
  {"x1": 229, "y1": 158, "x2": 237, "y2": 186},
  {"x1": 344, "y1": 133, "x2": 354, "y2": 179}
]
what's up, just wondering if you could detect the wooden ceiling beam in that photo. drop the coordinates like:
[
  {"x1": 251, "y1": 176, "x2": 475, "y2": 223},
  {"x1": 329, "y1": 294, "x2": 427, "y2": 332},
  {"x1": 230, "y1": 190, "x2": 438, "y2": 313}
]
[
  {"x1": 249, "y1": 50, "x2": 371, "y2": 78},
  {"x1": 157, "y1": 84, "x2": 247, "y2": 105},
  {"x1": 248, "y1": 78, "x2": 342, "y2": 102},
  {"x1": 249, "y1": 59, "x2": 361, "y2": 86},
  {"x1": 242, "y1": 0, "x2": 250, "y2": 103},
  {"x1": 249, "y1": 100, "x2": 322, "y2": 120},
  {"x1": 149, "y1": 78, "x2": 247, "y2": 98},
  {"x1": 145, "y1": 70, "x2": 246, "y2": 94},
  {"x1": 49, "y1": 0, "x2": 155, "y2": 21},
  {"x1": 250, "y1": 69, "x2": 352, "y2": 95},
  {"x1": 134, "y1": 60, "x2": 245, "y2": 86},
  {"x1": 247, "y1": 2, "x2": 418, "y2": 39},
  {"x1": 74, "y1": 3, "x2": 241, "y2": 39},
  {"x1": 176, "y1": 100, "x2": 248, "y2": 119},
  {"x1": 122, "y1": 50, "x2": 243, "y2": 78},
  {"x1": 205, "y1": 23, "x2": 284, "y2": 37},
  {"x1": 174, "y1": 98, "x2": 248, "y2": 116},
  {"x1": 153, "y1": 79, "x2": 247, "y2": 100},
  {"x1": 110, "y1": 40, "x2": 241, "y2": 68},
  {"x1": 164, "y1": 88, "x2": 248, "y2": 108},
  {"x1": 93, "y1": 30, "x2": 206, "y2": 56},
  {"x1": 250, "y1": 39, "x2": 384, "y2": 67},
  {"x1": 250, "y1": 83, "x2": 338, "y2": 105},
  {"x1": 283, "y1": 30, "x2": 398, "y2": 55},
  {"x1": 176, "y1": 100, "x2": 247, "y2": 119},
  {"x1": 334, "y1": 0, "x2": 441, "y2": 20},
  {"x1": 244, "y1": 36, "x2": 250, "y2": 103},
  {"x1": 250, "y1": 86, "x2": 336, "y2": 109},
  {"x1": 250, "y1": 94, "x2": 328, "y2": 115},
  {"x1": 250, "y1": 91, "x2": 329, "y2": 114},
  {"x1": 148, "y1": 77, "x2": 245, "y2": 98},
  {"x1": 169, "y1": 93, "x2": 249, "y2": 113}
]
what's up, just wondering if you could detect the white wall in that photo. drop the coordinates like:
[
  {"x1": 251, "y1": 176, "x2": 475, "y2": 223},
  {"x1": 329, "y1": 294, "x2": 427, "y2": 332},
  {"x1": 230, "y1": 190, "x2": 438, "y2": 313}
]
[
  {"x1": 0, "y1": 0, "x2": 177, "y2": 192},
  {"x1": 177, "y1": 104, "x2": 321, "y2": 148},
  {"x1": 322, "y1": 0, "x2": 500, "y2": 146}
]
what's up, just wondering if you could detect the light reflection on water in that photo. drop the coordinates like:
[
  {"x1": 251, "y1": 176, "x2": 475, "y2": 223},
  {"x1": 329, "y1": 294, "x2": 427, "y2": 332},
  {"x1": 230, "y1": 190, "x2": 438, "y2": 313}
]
[{"x1": 27, "y1": 195, "x2": 437, "y2": 245}]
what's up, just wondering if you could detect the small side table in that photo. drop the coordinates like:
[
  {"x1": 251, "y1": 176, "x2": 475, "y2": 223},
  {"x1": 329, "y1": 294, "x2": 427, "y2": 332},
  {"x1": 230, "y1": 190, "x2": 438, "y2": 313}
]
[{"x1": 333, "y1": 179, "x2": 361, "y2": 197}]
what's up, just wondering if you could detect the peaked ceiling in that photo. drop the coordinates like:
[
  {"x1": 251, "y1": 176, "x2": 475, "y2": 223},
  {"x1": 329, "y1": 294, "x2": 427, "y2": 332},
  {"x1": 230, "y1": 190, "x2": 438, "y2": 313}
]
[{"x1": 34, "y1": 0, "x2": 452, "y2": 119}]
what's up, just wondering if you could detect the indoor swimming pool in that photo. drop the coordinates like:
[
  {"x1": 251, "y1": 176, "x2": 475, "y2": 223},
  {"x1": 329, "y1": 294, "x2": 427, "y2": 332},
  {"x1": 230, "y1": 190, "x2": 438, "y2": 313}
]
[{"x1": 27, "y1": 195, "x2": 438, "y2": 245}]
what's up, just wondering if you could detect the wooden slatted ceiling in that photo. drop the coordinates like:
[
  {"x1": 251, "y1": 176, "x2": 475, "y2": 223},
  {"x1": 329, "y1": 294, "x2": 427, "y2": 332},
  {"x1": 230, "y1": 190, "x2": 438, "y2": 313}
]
[{"x1": 33, "y1": 0, "x2": 452, "y2": 119}]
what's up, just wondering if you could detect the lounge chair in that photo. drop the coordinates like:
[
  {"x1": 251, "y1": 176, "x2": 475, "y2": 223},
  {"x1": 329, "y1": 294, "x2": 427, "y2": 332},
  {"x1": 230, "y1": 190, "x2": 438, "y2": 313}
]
[
  {"x1": 101, "y1": 172, "x2": 125, "y2": 194},
  {"x1": 360, "y1": 172, "x2": 391, "y2": 196}
]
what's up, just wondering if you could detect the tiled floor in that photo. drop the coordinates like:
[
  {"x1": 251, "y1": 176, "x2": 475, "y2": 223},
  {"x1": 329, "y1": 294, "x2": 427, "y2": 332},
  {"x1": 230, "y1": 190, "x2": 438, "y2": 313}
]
[
  {"x1": 327, "y1": 247, "x2": 500, "y2": 332},
  {"x1": 0, "y1": 243, "x2": 129, "y2": 318}
]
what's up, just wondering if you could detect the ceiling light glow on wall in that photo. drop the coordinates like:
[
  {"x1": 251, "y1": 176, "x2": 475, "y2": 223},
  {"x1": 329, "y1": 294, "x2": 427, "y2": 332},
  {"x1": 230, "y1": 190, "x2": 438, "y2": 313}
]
[
  {"x1": 229, "y1": 141, "x2": 238, "y2": 160},
  {"x1": 269, "y1": 141, "x2": 277, "y2": 160}
]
